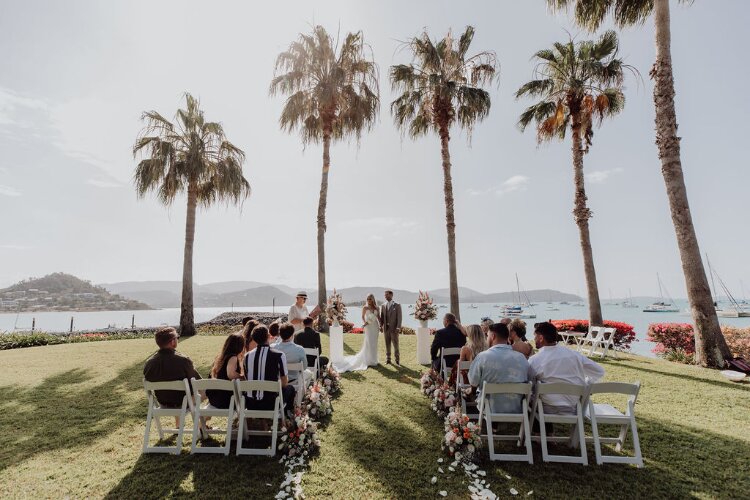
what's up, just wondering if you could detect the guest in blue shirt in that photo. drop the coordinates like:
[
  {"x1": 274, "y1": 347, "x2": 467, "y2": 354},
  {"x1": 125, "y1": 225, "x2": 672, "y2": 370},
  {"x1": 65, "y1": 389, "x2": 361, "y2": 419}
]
[
  {"x1": 273, "y1": 322, "x2": 308, "y2": 383},
  {"x1": 468, "y1": 322, "x2": 529, "y2": 414}
]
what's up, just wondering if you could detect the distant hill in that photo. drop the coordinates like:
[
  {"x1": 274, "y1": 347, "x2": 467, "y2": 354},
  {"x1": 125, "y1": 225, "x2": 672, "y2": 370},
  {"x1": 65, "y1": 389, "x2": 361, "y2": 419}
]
[
  {"x1": 1, "y1": 273, "x2": 151, "y2": 312},
  {"x1": 100, "y1": 280, "x2": 582, "y2": 308}
]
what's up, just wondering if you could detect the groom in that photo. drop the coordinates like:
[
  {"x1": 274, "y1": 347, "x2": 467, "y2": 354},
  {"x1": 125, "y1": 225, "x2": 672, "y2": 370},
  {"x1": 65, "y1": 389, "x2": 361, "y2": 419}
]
[{"x1": 379, "y1": 289, "x2": 402, "y2": 365}]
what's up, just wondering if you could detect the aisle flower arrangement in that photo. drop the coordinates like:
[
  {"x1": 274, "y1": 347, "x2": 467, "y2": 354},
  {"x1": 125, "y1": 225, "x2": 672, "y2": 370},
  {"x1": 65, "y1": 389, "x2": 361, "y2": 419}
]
[
  {"x1": 320, "y1": 365, "x2": 342, "y2": 395},
  {"x1": 412, "y1": 291, "x2": 439, "y2": 322},
  {"x1": 420, "y1": 369, "x2": 442, "y2": 396},
  {"x1": 278, "y1": 408, "x2": 321, "y2": 458},
  {"x1": 326, "y1": 289, "x2": 348, "y2": 325},
  {"x1": 443, "y1": 407, "x2": 482, "y2": 462},
  {"x1": 430, "y1": 384, "x2": 458, "y2": 418},
  {"x1": 303, "y1": 382, "x2": 334, "y2": 420}
]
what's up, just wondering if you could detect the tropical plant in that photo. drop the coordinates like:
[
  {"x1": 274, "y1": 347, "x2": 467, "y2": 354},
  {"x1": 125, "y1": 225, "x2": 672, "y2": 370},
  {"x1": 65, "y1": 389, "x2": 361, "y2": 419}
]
[
  {"x1": 133, "y1": 93, "x2": 250, "y2": 336},
  {"x1": 547, "y1": 0, "x2": 732, "y2": 368},
  {"x1": 270, "y1": 26, "x2": 379, "y2": 330},
  {"x1": 516, "y1": 30, "x2": 630, "y2": 327},
  {"x1": 390, "y1": 26, "x2": 498, "y2": 320}
]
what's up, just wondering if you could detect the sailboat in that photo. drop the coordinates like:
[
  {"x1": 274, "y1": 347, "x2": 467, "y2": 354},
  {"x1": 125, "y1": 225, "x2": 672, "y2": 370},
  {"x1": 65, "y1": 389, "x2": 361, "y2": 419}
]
[
  {"x1": 622, "y1": 289, "x2": 639, "y2": 308},
  {"x1": 501, "y1": 274, "x2": 537, "y2": 319},
  {"x1": 643, "y1": 274, "x2": 679, "y2": 312},
  {"x1": 707, "y1": 256, "x2": 750, "y2": 318}
]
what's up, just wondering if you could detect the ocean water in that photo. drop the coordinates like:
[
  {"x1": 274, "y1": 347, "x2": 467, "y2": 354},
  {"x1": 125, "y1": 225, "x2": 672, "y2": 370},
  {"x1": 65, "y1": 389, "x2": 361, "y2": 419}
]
[{"x1": 2, "y1": 300, "x2": 748, "y2": 359}]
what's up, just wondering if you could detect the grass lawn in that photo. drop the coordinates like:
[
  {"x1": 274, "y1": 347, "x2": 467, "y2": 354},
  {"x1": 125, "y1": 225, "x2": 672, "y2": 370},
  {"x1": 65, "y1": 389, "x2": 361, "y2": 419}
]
[{"x1": 1, "y1": 331, "x2": 749, "y2": 499}]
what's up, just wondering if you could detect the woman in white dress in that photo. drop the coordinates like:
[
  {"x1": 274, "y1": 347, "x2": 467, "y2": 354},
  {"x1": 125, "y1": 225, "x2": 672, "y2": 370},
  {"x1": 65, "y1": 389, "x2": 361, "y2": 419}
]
[{"x1": 334, "y1": 294, "x2": 380, "y2": 373}]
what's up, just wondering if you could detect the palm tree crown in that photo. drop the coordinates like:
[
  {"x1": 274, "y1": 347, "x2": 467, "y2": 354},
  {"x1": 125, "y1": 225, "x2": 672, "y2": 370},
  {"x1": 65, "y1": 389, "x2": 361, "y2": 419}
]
[
  {"x1": 133, "y1": 93, "x2": 250, "y2": 205},
  {"x1": 547, "y1": 0, "x2": 660, "y2": 30},
  {"x1": 390, "y1": 26, "x2": 498, "y2": 139},
  {"x1": 516, "y1": 30, "x2": 629, "y2": 150},
  {"x1": 269, "y1": 25, "x2": 380, "y2": 145}
]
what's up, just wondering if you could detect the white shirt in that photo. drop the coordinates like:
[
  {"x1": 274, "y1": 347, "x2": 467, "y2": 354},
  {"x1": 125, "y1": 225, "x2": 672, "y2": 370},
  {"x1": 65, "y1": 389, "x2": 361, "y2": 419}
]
[
  {"x1": 528, "y1": 344, "x2": 605, "y2": 410},
  {"x1": 288, "y1": 304, "x2": 309, "y2": 332}
]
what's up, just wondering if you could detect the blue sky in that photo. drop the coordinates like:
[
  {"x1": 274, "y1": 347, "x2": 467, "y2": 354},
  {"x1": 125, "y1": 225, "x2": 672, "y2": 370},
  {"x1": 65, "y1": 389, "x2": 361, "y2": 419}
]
[{"x1": 0, "y1": 0, "x2": 748, "y2": 299}]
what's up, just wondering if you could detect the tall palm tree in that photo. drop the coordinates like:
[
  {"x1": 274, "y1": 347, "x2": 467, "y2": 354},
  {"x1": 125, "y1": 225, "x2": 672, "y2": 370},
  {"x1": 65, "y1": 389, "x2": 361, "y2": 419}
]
[
  {"x1": 270, "y1": 26, "x2": 379, "y2": 330},
  {"x1": 133, "y1": 93, "x2": 250, "y2": 337},
  {"x1": 390, "y1": 26, "x2": 498, "y2": 320},
  {"x1": 516, "y1": 30, "x2": 630, "y2": 327},
  {"x1": 548, "y1": 0, "x2": 731, "y2": 367}
]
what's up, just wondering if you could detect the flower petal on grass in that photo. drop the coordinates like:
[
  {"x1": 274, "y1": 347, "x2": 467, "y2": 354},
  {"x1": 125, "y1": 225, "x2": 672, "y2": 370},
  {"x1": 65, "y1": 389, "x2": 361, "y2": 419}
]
[
  {"x1": 431, "y1": 476, "x2": 437, "y2": 484},
  {"x1": 510, "y1": 488, "x2": 519, "y2": 495}
]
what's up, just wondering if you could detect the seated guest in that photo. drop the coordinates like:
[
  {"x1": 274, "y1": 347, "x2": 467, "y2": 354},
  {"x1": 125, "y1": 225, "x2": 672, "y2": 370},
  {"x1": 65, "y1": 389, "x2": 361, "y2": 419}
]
[
  {"x1": 243, "y1": 325, "x2": 295, "y2": 415},
  {"x1": 449, "y1": 324, "x2": 487, "y2": 386},
  {"x1": 240, "y1": 319, "x2": 260, "y2": 371},
  {"x1": 268, "y1": 321, "x2": 281, "y2": 346},
  {"x1": 143, "y1": 327, "x2": 201, "y2": 425},
  {"x1": 528, "y1": 321, "x2": 605, "y2": 414},
  {"x1": 205, "y1": 333, "x2": 244, "y2": 409},
  {"x1": 468, "y1": 322, "x2": 529, "y2": 413},
  {"x1": 295, "y1": 316, "x2": 328, "y2": 374},
  {"x1": 508, "y1": 319, "x2": 533, "y2": 359},
  {"x1": 274, "y1": 322, "x2": 309, "y2": 383},
  {"x1": 480, "y1": 317, "x2": 494, "y2": 335},
  {"x1": 430, "y1": 313, "x2": 467, "y2": 372}
]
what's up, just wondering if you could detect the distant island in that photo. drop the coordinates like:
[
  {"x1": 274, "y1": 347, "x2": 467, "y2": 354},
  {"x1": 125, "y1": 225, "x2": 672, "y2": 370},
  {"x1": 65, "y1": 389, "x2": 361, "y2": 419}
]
[
  {"x1": 99, "y1": 280, "x2": 583, "y2": 308},
  {"x1": 0, "y1": 273, "x2": 152, "y2": 312}
]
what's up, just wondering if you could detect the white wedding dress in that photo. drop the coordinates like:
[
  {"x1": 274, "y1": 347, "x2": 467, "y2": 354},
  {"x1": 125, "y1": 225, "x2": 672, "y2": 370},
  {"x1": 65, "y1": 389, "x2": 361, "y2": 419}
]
[{"x1": 333, "y1": 308, "x2": 379, "y2": 373}]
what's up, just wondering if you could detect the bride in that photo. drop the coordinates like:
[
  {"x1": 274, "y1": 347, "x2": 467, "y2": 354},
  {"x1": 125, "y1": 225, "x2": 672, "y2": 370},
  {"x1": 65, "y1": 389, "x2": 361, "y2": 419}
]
[{"x1": 333, "y1": 294, "x2": 380, "y2": 373}]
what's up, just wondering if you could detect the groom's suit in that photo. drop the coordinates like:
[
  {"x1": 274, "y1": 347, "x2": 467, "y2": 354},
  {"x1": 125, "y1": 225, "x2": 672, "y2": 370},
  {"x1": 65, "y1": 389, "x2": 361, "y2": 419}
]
[{"x1": 379, "y1": 300, "x2": 402, "y2": 364}]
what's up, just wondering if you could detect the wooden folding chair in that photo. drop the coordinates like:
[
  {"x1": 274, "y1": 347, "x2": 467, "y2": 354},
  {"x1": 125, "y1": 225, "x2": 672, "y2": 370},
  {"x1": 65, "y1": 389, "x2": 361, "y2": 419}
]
[
  {"x1": 440, "y1": 347, "x2": 462, "y2": 381},
  {"x1": 477, "y1": 382, "x2": 534, "y2": 463},
  {"x1": 142, "y1": 378, "x2": 194, "y2": 455},
  {"x1": 234, "y1": 379, "x2": 284, "y2": 456},
  {"x1": 579, "y1": 326, "x2": 603, "y2": 354},
  {"x1": 531, "y1": 382, "x2": 589, "y2": 465},
  {"x1": 588, "y1": 327, "x2": 619, "y2": 358},
  {"x1": 189, "y1": 378, "x2": 236, "y2": 455},
  {"x1": 585, "y1": 382, "x2": 643, "y2": 467}
]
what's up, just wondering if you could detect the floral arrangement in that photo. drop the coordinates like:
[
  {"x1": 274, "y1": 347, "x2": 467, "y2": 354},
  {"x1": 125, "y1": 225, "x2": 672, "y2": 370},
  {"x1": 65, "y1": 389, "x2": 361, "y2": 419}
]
[
  {"x1": 430, "y1": 383, "x2": 458, "y2": 418},
  {"x1": 303, "y1": 382, "x2": 333, "y2": 420},
  {"x1": 320, "y1": 364, "x2": 342, "y2": 395},
  {"x1": 442, "y1": 407, "x2": 482, "y2": 462},
  {"x1": 278, "y1": 408, "x2": 320, "y2": 458},
  {"x1": 420, "y1": 369, "x2": 442, "y2": 396},
  {"x1": 325, "y1": 289, "x2": 348, "y2": 325},
  {"x1": 412, "y1": 291, "x2": 438, "y2": 322},
  {"x1": 551, "y1": 319, "x2": 636, "y2": 351}
]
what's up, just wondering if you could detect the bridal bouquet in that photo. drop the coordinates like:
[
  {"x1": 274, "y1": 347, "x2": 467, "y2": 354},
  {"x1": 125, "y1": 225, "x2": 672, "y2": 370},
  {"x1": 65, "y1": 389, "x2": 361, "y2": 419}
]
[
  {"x1": 420, "y1": 369, "x2": 442, "y2": 396},
  {"x1": 326, "y1": 289, "x2": 348, "y2": 325},
  {"x1": 412, "y1": 291, "x2": 438, "y2": 322},
  {"x1": 430, "y1": 383, "x2": 458, "y2": 418},
  {"x1": 278, "y1": 408, "x2": 320, "y2": 458},
  {"x1": 320, "y1": 365, "x2": 342, "y2": 395},
  {"x1": 303, "y1": 382, "x2": 333, "y2": 420},
  {"x1": 443, "y1": 407, "x2": 482, "y2": 462}
]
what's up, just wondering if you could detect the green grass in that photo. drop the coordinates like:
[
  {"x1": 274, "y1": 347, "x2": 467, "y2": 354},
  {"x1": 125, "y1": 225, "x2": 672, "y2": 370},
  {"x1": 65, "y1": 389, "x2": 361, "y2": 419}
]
[{"x1": 1, "y1": 332, "x2": 748, "y2": 499}]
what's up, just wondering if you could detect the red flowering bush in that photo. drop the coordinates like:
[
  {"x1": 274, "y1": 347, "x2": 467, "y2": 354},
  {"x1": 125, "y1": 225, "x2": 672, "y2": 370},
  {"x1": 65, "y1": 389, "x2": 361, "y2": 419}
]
[
  {"x1": 646, "y1": 323, "x2": 695, "y2": 363},
  {"x1": 720, "y1": 326, "x2": 750, "y2": 359},
  {"x1": 551, "y1": 319, "x2": 636, "y2": 351},
  {"x1": 350, "y1": 327, "x2": 363, "y2": 334}
]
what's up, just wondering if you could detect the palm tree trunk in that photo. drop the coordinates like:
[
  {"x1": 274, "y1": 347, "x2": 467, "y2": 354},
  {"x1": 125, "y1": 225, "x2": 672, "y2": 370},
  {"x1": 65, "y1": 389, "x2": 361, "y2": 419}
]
[
  {"x1": 439, "y1": 126, "x2": 460, "y2": 321},
  {"x1": 317, "y1": 133, "x2": 330, "y2": 332},
  {"x1": 571, "y1": 118, "x2": 603, "y2": 326},
  {"x1": 653, "y1": 0, "x2": 730, "y2": 367},
  {"x1": 179, "y1": 182, "x2": 197, "y2": 337}
]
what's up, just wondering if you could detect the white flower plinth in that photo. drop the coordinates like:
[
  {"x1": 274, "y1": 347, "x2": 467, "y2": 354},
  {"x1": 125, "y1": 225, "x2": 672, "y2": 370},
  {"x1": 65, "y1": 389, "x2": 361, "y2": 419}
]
[
  {"x1": 329, "y1": 325, "x2": 344, "y2": 364},
  {"x1": 416, "y1": 326, "x2": 431, "y2": 365}
]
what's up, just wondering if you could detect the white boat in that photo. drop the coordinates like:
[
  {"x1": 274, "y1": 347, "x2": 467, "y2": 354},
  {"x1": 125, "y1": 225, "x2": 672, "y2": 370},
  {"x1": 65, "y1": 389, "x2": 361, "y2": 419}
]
[
  {"x1": 643, "y1": 274, "x2": 679, "y2": 312},
  {"x1": 499, "y1": 274, "x2": 538, "y2": 319},
  {"x1": 622, "y1": 289, "x2": 639, "y2": 308},
  {"x1": 707, "y1": 256, "x2": 750, "y2": 318},
  {"x1": 468, "y1": 304, "x2": 478, "y2": 309}
]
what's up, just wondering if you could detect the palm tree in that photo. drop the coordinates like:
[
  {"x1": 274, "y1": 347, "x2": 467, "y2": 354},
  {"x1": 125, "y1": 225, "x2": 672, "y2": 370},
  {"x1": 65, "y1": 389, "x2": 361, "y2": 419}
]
[
  {"x1": 390, "y1": 26, "x2": 498, "y2": 320},
  {"x1": 516, "y1": 30, "x2": 630, "y2": 327},
  {"x1": 548, "y1": 0, "x2": 731, "y2": 367},
  {"x1": 270, "y1": 26, "x2": 379, "y2": 330},
  {"x1": 133, "y1": 93, "x2": 250, "y2": 337}
]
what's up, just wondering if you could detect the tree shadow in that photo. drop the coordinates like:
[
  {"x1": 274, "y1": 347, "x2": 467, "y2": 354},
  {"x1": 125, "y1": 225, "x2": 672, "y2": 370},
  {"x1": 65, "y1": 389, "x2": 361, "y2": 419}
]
[{"x1": 373, "y1": 364, "x2": 421, "y2": 387}]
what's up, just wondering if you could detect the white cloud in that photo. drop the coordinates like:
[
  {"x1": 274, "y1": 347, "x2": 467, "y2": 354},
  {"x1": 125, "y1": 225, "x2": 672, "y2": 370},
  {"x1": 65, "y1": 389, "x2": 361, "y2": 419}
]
[
  {"x1": 587, "y1": 167, "x2": 624, "y2": 184},
  {"x1": 0, "y1": 244, "x2": 30, "y2": 250},
  {"x1": 0, "y1": 88, "x2": 47, "y2": 126},
  {"x1": 496, "y1": 175, "x2": 530, "y2": 196},
  {"x1": 0, "y1": 184, "x2": 22, "y2": 197},
  {"x1": 340, "y1": 217, "x2": 417, "y2": 231},
  {"x1": 86, "y1": 178, "x2": 124, "y2": 188}
]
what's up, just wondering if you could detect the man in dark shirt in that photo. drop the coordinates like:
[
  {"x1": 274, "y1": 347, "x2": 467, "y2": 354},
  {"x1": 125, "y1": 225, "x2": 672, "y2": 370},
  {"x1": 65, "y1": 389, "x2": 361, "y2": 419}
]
[
  {"x1": 243, "y1": 324, "x2": 296, "y2": 415},
  {"x1": 143, "y1": 327, "x2": 201, "y2": 408},
  {"x1": 294, "y1": 316, "x2": 329, "y2": 375},
  {"x1": 430, "y1": 313, "x2": 467, "y2": 372}
]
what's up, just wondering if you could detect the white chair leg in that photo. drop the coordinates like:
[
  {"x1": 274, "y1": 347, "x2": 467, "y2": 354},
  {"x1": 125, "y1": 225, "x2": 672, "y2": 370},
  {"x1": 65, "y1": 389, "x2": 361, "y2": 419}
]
[
  {"x1": 538, "y1": 406, "x2": 550, "y2": 463},
  {"x1": 190, "y1": 410, "x2": 200, "y2": 453},
  {"x1": 630, "y1": 416, "x2": 644, "y2": 468},
  {"x1": 155, "y1": 415, "x2": 165, "y2": 440},
  {"x1": 143, "y1": 408, "x2": 153, "y2": 453},
  {"x1": 616, "y1": 424, "x2": 628, "y2": 452},
  {"x1": 523, "y1": 413, "x2": 533, "y2": 464},
  {"x1": 590, "y1": 413, "x2": 603, "y2": 465},
  {"x1": 577, "y1": 416, "x2": 588, "y2": 466}
]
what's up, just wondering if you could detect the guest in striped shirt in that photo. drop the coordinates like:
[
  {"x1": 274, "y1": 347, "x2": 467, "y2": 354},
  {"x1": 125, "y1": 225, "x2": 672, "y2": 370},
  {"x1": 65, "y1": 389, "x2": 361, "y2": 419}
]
[{"x1": 243, "y1": 325, "x2": 296, "y2": 415}]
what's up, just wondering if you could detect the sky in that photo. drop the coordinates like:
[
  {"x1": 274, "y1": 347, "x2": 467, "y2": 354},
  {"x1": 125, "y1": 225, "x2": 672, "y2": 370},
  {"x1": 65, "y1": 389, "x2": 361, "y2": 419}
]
[{"x1": 1, "y1": 0, "x2": 749, "y2": 299}]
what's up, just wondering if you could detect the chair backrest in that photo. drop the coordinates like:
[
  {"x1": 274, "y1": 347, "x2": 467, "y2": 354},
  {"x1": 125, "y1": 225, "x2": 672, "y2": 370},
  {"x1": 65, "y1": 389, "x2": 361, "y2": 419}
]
[
  {"x1": 191, "y1": 378, "x2": 235, "y2": 393},
  {"x1": 588, "y1": 381, "x2": 640, "y2": 397},
  {"x1": 536, "y1": 382, "x2": 587, "y2": 397},
  {"x1": 600, "y1": 327, "x2": 616, "y2": 344},
  {"x1": 587, "y1": 326, "x2": 602, "y2": 340},
  {"x1": 144, "y1": 379, "x2": 190, "y2": 392},
  {"x1": 482, "y1": 381, "x2": 533, "y2": 396},
  {"x1": 287, "y1": 362, "x2": 304, "y2": 378},
  {"x1": 304, "y1": 347, "x2": 319, "y2": 358},
  {"x1": 457, "y1": 360, "x2": 472, "y2": 371},
  {"x1": 235, "y1": 379, "x2": 282, "y2": 394},
  {"x1": 441, "y1": 347, "x2": 462, "y2": 360}
]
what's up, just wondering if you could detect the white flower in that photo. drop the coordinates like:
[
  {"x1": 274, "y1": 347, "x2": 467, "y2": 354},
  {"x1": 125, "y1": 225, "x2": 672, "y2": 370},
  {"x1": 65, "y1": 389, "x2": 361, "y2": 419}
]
[
  {"x1": 439, "y1": 491, "x2": 447, "y2": 497},
  {"x1": 510, "y1": 488, "x2": 518, "y2": 495},
  {"x1": 431, "y1": 476, "x2": 437, "y2": 484}
]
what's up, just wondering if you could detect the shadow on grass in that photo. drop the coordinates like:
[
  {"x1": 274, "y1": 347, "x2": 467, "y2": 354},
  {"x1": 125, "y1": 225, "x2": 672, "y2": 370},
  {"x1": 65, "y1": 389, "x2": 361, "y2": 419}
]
[
  {"x1": 373, "y1": 364, "x2": 421, "y2": 387},
  {"x1": 605, "y1": 362, "x2": 750, "y2": 394}
]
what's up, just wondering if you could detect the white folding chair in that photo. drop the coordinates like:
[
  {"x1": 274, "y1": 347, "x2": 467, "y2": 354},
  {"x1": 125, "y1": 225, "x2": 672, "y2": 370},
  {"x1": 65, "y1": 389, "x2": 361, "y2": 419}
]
[
  {"x1": 189, "y1": 378, "x2": 236, "y2": 455},
  {"x1": 585, "y1": 382, "x2": 643, "y2": 468},
  {"x1": 304, "y1": 348, "x2": 320, "y2": 376},
  {"x1": 142, "y1": 378, "x2": 194, "y2": 455},
  {"x1": 588, "y1": 327, "x2": 619, "y2": 358},
  {"x1": 455, "y1": 360, "x2": 478, "y2": 420},
  {"x1": 579, "y1": 326, "x2": 603, "y2": 353},
  {"x1": 287, "y1": 362, "x2": 306, "y2": 406},
  {"x1": 531, "y1": 382, "x2": 588, "y2": 465},
  {"x1": 440, "y1": 347, "x2": 462, "y2": 381},
  {"x1": 234, "y1": 379, "x2": 284, "y2": 456},
  {"x1": 477, "y1": 382, "x2": 533, "y2": 463}
]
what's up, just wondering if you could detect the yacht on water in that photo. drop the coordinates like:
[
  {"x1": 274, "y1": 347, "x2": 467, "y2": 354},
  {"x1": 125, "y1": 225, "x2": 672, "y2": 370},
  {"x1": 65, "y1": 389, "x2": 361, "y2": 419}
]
[
  {"x1": 707, "y1": 256, "x2": 750, "y2": 318},
  {"x1": 499, "y1": 274, "x2": 537, "y2": 319},
  {"x1": 643, "y1": 274, "x2": 679, "y2": 312},
  {"x1": 622, "y1": 289, "x2": 639, "y2": 308}
]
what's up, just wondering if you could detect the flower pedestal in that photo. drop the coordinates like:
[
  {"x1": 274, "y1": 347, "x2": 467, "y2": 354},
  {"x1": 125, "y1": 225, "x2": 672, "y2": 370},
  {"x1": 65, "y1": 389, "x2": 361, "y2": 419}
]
[
  {"x1": 416, "y1": 324, "x2": 431, "y2": 365},
  {"x1": 329, "y1": 324, "x2": 344, "y2": 365}
]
